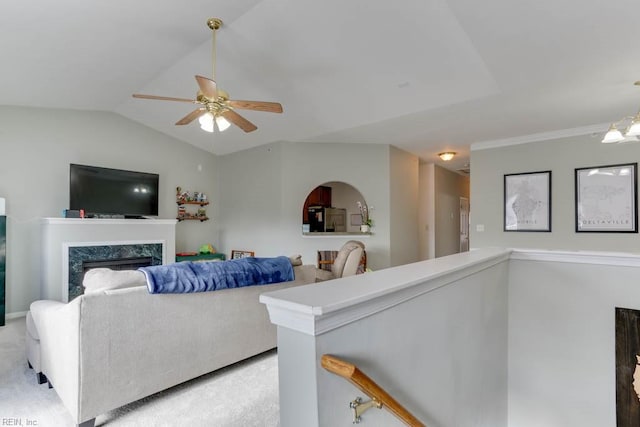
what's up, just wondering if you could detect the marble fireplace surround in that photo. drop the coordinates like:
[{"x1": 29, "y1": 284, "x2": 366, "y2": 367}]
[
  {"x1": 64, "y1": 241, "x2": 163, "y2": 301},
  {"x1": 41, "y1": 218, "x2": 177, "y2": 302}
]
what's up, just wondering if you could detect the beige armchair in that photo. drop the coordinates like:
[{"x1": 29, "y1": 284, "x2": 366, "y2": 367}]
[{"x1": 316, "y1": 240, "x2": 366, "y2": 281}]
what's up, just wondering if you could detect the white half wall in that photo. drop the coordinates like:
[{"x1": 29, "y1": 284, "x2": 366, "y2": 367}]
[
  {"x1": 263, "y1": 248, "x2": 640, "y2": 427},
  {"x1": 262, "y1": 248, "x2": 511, "y2": 426}
]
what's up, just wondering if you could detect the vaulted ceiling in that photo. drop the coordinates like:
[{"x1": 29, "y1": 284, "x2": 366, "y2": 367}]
[{"x1": 3, "y1": 0, "x2": 639, "y2": 172}]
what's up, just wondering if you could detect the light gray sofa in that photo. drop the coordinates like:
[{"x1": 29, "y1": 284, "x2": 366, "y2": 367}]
[{"x1": 26, "y1": 264, "x2": 316, "y2": 427}]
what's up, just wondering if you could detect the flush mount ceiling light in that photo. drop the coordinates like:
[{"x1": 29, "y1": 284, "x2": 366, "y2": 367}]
[
  {"x1": 438, "y1": 152, "x2": 456, "y2": 161},
  {"x1": 602, "y1": 81, "x2": 640, "y2": 143}
]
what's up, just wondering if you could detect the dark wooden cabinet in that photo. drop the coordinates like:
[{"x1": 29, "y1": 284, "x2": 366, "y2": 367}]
[{"x1": 303, "y1": 186, "x2": 332, "y2": 224}]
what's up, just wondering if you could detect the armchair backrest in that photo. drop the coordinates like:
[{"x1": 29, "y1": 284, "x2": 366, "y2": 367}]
[{"x1": 331, "y1": 240, "x2": 365, "y2": 278}]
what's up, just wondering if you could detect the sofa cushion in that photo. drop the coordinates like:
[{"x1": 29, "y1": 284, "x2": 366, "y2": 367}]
[{"x1": 83, "y1": 268, "x2": 147, "y2": 293}]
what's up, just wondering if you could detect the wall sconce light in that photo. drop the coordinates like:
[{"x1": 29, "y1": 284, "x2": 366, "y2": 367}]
[
  {"x1": 438, "y1": 152, "x2": 456, "y2": 161},
  {"x1": 602, "y1": 81, "x2": 640, "y2": 143}
]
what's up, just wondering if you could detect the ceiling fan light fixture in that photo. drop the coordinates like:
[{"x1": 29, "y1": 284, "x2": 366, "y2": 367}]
[
  {"x1": 216, "y1": 115, "x2": 231, "y2": 132},
  {"x1": 131, "y1": 17, "x2": 282, "y2": 134},
  {"x1": 438, "y1": 152, "x2": 456, "y2": 161},
  {"x1": 199, "y1": 112, "x2": 214, "y2": 133}
]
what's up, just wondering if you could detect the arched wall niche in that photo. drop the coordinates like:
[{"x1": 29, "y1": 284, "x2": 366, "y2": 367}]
[{"x1": 301, "y1": 181, "x2": 370, "y2": 234}]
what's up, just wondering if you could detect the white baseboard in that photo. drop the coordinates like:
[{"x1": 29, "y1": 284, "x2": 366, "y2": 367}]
[{"x1": 6, "y1": 311, "x2": 27, "y2": 319}]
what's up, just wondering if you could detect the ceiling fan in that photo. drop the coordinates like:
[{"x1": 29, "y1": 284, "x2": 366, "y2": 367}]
[{"x1": 132, "y1": 18, "x2": 283, "y2": 133}]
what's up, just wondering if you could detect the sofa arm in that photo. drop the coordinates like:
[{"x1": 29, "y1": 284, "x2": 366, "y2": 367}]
[
  {"x1": 314, "y1": 268, "x2": 335, "y2": 282},
  {"x1": 292, "y1": 264, "x2": 321, "y2": 284},
  {"x1": 29, "y1": 299, "x2": 82, "y2": 423}
]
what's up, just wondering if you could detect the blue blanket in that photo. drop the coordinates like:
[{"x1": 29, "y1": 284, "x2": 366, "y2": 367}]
[{"x1": 139, "y1": 256, "x2": 294, "y2": 294}]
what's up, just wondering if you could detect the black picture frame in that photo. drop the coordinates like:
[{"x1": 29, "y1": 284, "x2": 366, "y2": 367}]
[
  {"x1": 575, "y1": 163, "x2": 638, "y2": 233},
  {"x1": 504, "y1": 170, "x2": 552, "y2": 232},
  {"x1": 231, "y1": 250, "x2": 255, "y2": 259}
]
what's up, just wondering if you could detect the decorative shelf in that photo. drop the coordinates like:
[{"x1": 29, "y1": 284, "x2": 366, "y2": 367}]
[
  {"x1": 176, "y1": 188, "x2": 209, "y2": 222},
  {"x1": 302, "y1": 231, "x2": 371, "y2": 237},
  {"x1": 177, "y1": 200, "x2": 209, "y2": 206},
  {"x1": 177, "y1": 216, "x2": 209, "y2": 222}
]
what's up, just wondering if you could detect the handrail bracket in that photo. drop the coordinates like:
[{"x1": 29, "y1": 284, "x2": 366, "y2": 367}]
[{"x1": 350, "y1": 396, "x2": 382, "y2": 424}]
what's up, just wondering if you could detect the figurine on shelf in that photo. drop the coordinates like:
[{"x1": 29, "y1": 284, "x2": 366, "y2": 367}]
[{"x1": 198, "y1": 208, "x2": 206, "y2": 218}]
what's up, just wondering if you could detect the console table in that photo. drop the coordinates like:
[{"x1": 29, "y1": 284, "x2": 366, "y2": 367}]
[{"x1": 176, "y1": 253, "x2": 225, "y2": 263}]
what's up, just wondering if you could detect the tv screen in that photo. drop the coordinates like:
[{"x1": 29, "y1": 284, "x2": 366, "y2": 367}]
[{"x1": 70, "y1": 164, "x2": 159, "y2": 217}]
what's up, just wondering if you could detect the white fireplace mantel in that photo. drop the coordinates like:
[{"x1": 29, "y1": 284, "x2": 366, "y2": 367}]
[{"x1": 41, "y1": 218, "x2": 177, "y2": 301}]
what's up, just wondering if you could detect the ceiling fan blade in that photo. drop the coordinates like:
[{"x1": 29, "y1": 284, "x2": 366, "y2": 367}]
[
  {"x1": 228, "y1": 100, "x2": 283, "y2": 113},
  {"x1": 195, "y1": 75, "x2": 218, "y2": 99},
  {"x1": 221, "y1": 110, "x2": 258, "y2": 133},
  {"x1": 176, "y1": 109, "x2": 205, "y2": 125},
  {"x1": 132, "y1": 94, "x2": 196, "y2": 103}
]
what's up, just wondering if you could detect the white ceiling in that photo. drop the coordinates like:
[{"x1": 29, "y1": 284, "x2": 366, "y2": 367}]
[{"x1": 3, "y1": 0, "x2": 640, "y2": 172}]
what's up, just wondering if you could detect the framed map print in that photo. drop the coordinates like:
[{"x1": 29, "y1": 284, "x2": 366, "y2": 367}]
[
  {"x1": 575, "y1": 163, "x2": 637, "y2": 233},
  {"x1": 504, "y1": 171, "x2": 551, "y2": 232}
]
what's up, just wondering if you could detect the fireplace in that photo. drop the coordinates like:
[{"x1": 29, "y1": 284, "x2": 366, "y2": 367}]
[
  {"x1": 67, "y1": 243, "x2": 162, "y2": 301},
  {"x1": 82, "y1": 256, "x2": 153, "y2": 271},
  {"x1": 42, "y1": 218, "x2": 176, "y2": 302}
]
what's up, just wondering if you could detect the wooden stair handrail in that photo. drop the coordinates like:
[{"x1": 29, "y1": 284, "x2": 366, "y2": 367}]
[{"x1": 321, "y1": 354, "x2": 426, "y2": 427}]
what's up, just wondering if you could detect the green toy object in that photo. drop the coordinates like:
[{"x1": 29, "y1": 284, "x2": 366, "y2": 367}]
[{"x1": 199, "y1": 244, "x2": 216, "y2": 254}]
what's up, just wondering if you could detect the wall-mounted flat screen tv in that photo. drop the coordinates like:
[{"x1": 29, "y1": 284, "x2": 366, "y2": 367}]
[{"x1": 70, "y1": 164, "x2": 159, "y2": 218}]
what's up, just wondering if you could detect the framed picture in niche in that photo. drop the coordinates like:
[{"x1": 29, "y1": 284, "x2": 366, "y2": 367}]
[
  {"x1": 575, "y1": 163, "x2": 637, "y2": 233},
  {"x1": 231, "y1": 250, "x2": 255, "y2": 259},
  {"x1": 350, "y1": 214, "x2": 362, "y2": 226},
  {"x1": 504, "y1": 170, "x2": 551, "y2": 232}
]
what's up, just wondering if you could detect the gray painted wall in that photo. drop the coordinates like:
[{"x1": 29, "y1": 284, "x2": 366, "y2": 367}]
[
  {"x1": 0, "y1": 106, "x2": 219, "y2": 314},
  {"x1": 418, "y1": 163, "x2": 470, "y2": 259},
  {"x1": 508, "y1": 257, "x2": 640, "y2": 426},
  {"x1": 218, "y1": 141, "x2": 399, "y2": 270},
  {"x1": 471, "y1": 135, "x2": 640, "y2": 252},
  {"x1": 418, "y1": 163, "x2": 435, "y2": 259},
  {"x1": 435, "y1": 165, "x2": 470, "y2": 257},
  {"x1": 389, "y1": 146, "x2": 420, "y2": 266}
]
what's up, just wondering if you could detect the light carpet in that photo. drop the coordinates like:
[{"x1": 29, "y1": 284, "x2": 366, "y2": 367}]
[{"x1": 0, "y1": 316, "x2": 280, "y2": 427}]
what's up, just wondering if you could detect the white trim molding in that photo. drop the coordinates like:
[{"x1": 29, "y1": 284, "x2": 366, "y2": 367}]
[
  {"x1": 261, "y1": 247, "x2": 640, "y2": 337},
  {"x1": 510, "y1": 248, "x2": 640, "y2": 267},
  {"x1": 260, "y1": 247, "x2": 512, "y2": 336},
  {"x1": 471, "y1": 123, "x2": 609, "y2": 151}
]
